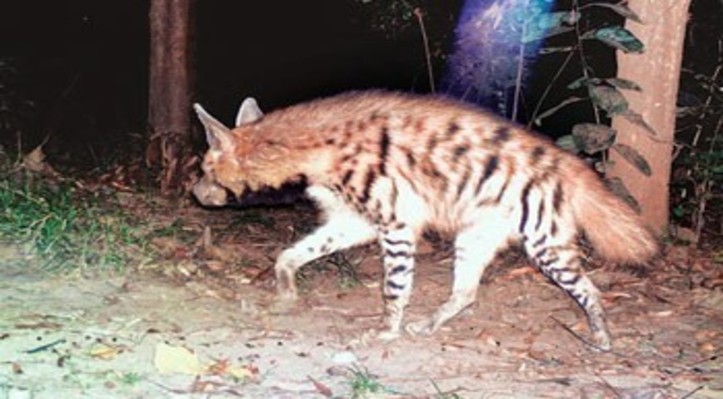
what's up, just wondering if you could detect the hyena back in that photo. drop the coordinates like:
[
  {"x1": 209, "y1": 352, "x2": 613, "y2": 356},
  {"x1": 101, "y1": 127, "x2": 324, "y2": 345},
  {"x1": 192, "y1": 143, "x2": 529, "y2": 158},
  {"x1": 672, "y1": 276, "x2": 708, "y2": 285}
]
[{"x1": 193, "y1": 90, "x2": 658, "y2": 350}]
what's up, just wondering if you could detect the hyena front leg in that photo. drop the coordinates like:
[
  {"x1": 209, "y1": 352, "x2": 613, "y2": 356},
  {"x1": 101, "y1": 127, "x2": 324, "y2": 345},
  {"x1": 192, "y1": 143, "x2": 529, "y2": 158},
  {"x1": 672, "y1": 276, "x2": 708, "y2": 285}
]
[
  {"x1": 377, "y1": 223, "x2": 417, "y2": 340},
  {"x1": 274, "y1": 214, "x2": 376, "y2": 303},
  {"x1": 406, "y1": 218, "x2": 511, "y2": 336}
]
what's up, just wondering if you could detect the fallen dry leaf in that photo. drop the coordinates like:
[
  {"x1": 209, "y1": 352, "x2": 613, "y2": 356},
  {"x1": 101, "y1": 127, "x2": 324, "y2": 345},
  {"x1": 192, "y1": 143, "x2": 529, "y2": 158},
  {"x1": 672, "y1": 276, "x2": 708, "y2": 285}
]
[
  {"x1": 206, "y1": 358, "x2": 230, "y2": 375},
  {"x1": 697, "y1": 341, "x2": 716, "y2": 353},
  {"x1": 14, "y1": 322, "x2": 63, "y2": 330},
  {"x1": 308, "y1": 375, "x2": 333, "y2": 397},
  {"x1": 21, "y1": 143, "x2": 58, "y2": 176},
  {"x1": 154, "y1": 342, "x2": 203, "y2": 375},
  {"x1": 694, "y1": 329, "x2": 720, "y2": 341},
  {"x1": 601, "y1": 291, "x2": 633, "y2": 304},
  {"x1": 503, "y1": 266, "x2": 537, "y2": 281},
  {"x1": 651, "y1": 310, "x2": 674, "y2": 317},
  {"x1": 89, "y1": 342, "x2": 121, "y2": 360},
  {"x1": 204, "y1": 260, "x2": 226, "y2": 272},
  {"x1": 225, "y1": 363, "x2": 259, "y2": 381},
  {"x1": 12, "y1": 362, "x2": 23, "y2": 374}
]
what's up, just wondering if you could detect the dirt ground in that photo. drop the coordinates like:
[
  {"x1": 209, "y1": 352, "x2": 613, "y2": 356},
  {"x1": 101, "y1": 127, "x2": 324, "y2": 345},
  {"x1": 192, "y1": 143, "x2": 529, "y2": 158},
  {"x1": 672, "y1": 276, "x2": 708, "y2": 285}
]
[{"x1": 1, "y1": 202, "x2": 722, "y2": 399}]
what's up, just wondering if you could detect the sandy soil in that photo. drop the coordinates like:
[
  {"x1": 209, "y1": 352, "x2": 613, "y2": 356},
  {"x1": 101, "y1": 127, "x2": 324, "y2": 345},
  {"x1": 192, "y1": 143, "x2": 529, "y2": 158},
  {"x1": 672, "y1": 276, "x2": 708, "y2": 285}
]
[{"x1": 1, "y1": 204, "x2": 722, "y2": 399}]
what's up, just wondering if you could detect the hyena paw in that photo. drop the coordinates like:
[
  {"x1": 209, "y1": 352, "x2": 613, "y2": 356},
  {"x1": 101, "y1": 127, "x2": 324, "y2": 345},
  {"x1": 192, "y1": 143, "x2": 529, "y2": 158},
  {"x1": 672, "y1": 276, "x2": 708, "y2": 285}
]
[
  {"x1": 404, "y1": 318, "x2": 436, "y2": 336},
  {"x1": 269, "y1": 290, "x2": 298, "y2": 314},
  {"x1": 376, "y1": 329, "x2": 401, "y2": 342},
  {"x1": 592, "y1": 331, "x2": 612, "y2": 352}
]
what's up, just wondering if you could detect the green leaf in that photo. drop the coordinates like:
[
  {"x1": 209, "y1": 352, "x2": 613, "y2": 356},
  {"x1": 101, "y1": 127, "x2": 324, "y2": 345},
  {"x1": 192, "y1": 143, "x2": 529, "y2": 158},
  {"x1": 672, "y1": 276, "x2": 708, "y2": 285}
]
[
  {"x1": 676, "y1": 106, "x2": 698, "y2": 118},
  {"x1": 556, "y1": 135, "x2": 580, "y2": 154},
  {"x1": 523, "y1": 12, "x2": 577, "y2": 43},
  {"x1": 567, "y1": 77, "x2": 602, "y2": 90},
  {"x1": 620, "y1": 109, "x2": 657, "y2": 136},
  {"x1": 612, "y1": 143, "x2": 652, "y2": 176},
  {"x1": 539, "y1": 46, "x2": 575, "y2": 54},
  {"x1": 589, "y1": 85, "x2": 629, "y2": 115},
  {"x1": 605, "y1": 78, "x2": 642, "y2": 91},
  {"x1": 606, "y1": 177, "x2": 641, "y2": 213},
  {"x1": 534, "y1": 97, "x2": 585, "y2": 126},
  {"x1": 572, "y1": 123, "x2": 616, "y2": 155},
  {"x1": 584, "y1": 3, "x2": 643, "y2": 24},
  {"x1": 586, "y1": 26, "x2": 644, "y2": 53}
]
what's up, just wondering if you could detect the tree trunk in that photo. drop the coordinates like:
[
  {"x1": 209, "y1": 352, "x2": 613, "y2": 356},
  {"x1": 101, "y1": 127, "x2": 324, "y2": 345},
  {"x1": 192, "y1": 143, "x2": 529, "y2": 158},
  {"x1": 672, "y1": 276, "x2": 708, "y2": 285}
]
[
  {"x1": 148, "y1": 0, "x2": 193, "y2": 195},
  {"x1": 608, "y1": 0, "x2": 692, "y2": 235}
]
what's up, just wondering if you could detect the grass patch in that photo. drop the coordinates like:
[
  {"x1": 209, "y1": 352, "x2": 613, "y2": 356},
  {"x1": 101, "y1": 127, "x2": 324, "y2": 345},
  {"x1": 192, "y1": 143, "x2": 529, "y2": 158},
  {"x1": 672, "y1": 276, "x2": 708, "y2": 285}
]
[
  {"x1": 348, "y1": 366, "x2": 389, "y2": 399},
  {"x1": 0, "y1": 176, "x2": 154, "y2": 272}
]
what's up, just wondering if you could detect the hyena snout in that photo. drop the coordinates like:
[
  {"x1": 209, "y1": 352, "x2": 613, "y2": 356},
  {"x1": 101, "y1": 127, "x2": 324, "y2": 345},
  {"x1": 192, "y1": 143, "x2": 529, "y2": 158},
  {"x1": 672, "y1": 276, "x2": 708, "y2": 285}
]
[{"x1": 192, "y1": 176, "x2": 229, "y2": 207}]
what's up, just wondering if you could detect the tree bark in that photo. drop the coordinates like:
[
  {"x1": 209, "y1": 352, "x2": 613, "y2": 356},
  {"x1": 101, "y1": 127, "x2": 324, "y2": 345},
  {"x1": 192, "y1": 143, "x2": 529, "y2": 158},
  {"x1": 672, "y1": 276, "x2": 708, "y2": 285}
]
[
  {"x1": 148, "y1": 0, "x2": 193, "y2": 195},
  {"x1": 608, "y1": 0, "x2": 692, "y2": 235}
]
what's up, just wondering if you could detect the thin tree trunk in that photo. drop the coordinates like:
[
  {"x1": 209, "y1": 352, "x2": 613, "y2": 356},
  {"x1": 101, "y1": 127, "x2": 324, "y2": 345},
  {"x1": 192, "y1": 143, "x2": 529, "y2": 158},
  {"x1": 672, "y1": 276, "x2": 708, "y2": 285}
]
[
  {"x1": 608, "y1": 0, "x2": 692, "y2": 235},
  {"x1": 148, "y1": 0, "x2": 192, "y2": 195}
]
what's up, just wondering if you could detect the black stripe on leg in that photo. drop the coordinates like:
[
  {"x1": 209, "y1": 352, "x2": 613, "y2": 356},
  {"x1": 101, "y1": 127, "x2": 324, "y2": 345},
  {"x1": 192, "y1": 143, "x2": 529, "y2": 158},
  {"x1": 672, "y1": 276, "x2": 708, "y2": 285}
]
[
  {"x1": 386, "y1": 280, "x2": 405, "y2": 290},
  {"x1": 383, "y1": 238, "x2": 412, "y2": 246},
  {"x1": 537, "y1": 256, "x2": 559, "y2": 269},
  {"x1": 386, "y1": 250, "x2": 412, "y2": 258},
  {"x1": 532, "y1": 234, "x2": 547, "y2": 248},
  {"x1": 388, "y1": 265, "x2": 407, "y2": 276},
  {"x1": 557, "y1": 273, "x2": 582, "y2": 286},
  {"x1": 533, "y1": 247, "x2": 548, "y2": 260}
]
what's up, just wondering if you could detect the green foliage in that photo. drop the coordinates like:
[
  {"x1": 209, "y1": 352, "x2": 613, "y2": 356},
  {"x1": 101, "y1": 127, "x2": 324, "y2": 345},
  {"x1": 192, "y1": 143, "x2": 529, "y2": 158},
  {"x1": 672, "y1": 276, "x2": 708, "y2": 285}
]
[
  {"x1": 669, "y1": 2, "x2": 723, "y2": 243},
  {"x1": 581, "y1": 26, "x2": 644, "y2": 53},
  {"x1": 522, "y1": 11, "x2": 578, "y2": 44},
  {"x1": 611, "y1": 143, "x2": 652, "y2": 176},
  {"x1": 118, "y1": 372, "x2": 143, "y2": 386},
  {"x1": 529, "y1": 0, "x2": 651, "y2": 185},
  {"x1": 0, "y1": 173, "x2": 154, "y2": 272},
  {"x1": 571, "y1": 123, "x2": 616, "y2": 155},
  {"x1": 348, "y1": 367, "x2": 389, "y2": 398},
  {"x1": 354, "y1": 0, "x2": 421, "y2": 35},
  {"x1": 0, "y1": 57, "x2": 35, "y2": 146},
  {"x1": 671, "y1": 76, "x2": 723, "y2": 241}
]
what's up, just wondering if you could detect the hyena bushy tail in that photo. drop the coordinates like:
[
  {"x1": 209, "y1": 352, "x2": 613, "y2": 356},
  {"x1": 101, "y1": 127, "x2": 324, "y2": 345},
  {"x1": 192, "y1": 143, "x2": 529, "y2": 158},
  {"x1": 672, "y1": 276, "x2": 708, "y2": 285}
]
[{"x1": 566, "y1": 164, "x2": 658, "y2": 264}]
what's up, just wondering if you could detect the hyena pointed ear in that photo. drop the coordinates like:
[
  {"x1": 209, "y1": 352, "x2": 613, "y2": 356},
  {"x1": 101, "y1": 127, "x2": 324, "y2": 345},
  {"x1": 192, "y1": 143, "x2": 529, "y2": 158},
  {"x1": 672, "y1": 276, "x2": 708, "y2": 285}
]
[
  {"x1": 235, "y1": 97, "x2": 264, "y2": 127},
  {"x1": 193, "y1": 103, "x2": 234, "y2": 151}
]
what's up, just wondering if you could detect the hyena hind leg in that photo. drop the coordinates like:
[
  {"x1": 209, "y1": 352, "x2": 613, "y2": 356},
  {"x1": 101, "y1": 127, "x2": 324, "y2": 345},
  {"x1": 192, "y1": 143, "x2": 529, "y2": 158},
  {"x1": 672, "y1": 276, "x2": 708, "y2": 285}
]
[
  {"x1": 526, "y1": 238, "x2": 612, "y2": 351},
  {"x1": 406, "y1": 221, "x2": 511, "y2": 336},
  {"x1": 274, "y1": 214, "x2": 376, "y2": 304}
]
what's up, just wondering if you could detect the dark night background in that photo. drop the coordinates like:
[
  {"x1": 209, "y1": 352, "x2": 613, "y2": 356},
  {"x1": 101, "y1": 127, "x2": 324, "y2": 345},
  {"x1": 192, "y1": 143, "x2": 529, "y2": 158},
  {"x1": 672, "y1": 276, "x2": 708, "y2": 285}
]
[
  {"x1": 0, "y1": 1, "x2": 460, "y2": 168},
  {"x1": 0, "y1": 0, "x2": 721, "y2": 170}
]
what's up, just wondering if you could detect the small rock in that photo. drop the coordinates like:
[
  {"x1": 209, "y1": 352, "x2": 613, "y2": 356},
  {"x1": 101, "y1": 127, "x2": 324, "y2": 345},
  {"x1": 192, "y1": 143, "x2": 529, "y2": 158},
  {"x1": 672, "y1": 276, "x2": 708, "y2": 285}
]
[{"x1": 331, "y1": 351, "x2": 358, "y2": 364}]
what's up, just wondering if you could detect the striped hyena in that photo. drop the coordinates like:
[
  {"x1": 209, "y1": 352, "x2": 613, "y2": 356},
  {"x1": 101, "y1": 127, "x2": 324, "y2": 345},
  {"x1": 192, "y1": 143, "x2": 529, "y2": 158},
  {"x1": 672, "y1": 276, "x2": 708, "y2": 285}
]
[{"x1": 193, "y1": 91, "x2": 658, "y2": 350}]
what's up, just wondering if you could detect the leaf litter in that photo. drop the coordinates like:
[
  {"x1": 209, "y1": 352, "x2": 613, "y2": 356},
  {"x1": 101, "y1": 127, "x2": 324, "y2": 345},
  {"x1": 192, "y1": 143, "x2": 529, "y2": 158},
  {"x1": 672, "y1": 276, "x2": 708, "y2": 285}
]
[{"x1": 0, "y1": 191, "x2": 722, "y2": 398}]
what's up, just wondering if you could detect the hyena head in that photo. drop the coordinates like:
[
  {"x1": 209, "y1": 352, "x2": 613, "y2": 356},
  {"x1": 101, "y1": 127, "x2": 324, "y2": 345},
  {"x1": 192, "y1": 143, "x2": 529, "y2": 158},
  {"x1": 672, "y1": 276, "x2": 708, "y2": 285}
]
[{"x1": 192, "y1": 97, "x2": 265, "y2": 205}]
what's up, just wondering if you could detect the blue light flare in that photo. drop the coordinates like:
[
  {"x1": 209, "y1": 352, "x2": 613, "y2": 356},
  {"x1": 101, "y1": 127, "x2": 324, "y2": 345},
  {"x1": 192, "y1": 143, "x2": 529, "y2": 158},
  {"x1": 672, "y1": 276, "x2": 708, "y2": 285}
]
[{"x1": 441, "y1": 0, "x2": 557, "y2": 118}]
